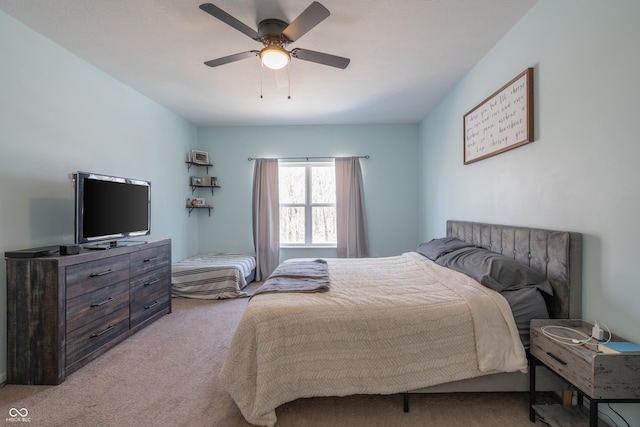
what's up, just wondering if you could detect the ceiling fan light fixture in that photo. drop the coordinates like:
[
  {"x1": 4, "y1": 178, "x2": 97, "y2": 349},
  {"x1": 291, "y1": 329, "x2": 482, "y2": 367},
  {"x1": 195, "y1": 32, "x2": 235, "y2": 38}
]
[{"x1": 260, "y1": 46, "x2": 290, "y2": 70}]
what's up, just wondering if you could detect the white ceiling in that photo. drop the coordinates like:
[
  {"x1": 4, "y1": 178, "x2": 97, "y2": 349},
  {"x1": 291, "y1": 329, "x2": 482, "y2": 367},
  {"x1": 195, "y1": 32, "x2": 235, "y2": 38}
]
[{"x1": 0, "y1": 0, "x2": 537, "y2": 126}]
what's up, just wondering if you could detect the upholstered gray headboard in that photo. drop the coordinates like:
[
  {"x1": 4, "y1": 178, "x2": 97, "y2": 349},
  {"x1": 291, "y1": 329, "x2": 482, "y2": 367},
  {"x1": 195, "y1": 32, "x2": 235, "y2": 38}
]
[{"x1": 446, "y1": 220, "x2": 582, "y2": 320}]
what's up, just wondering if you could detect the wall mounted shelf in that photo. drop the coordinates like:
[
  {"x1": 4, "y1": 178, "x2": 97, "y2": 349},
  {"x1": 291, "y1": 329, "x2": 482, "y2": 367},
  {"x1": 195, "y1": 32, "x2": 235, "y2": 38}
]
[
  {"x1": 190, "y1": 184, "x2": 221, "y2": 195},
  {"x1": 186, "y1": 205, "x2": 213, "y2": 216},
  {"x1": 185, "y1": 161, "x2": 213, "y2": 174}
]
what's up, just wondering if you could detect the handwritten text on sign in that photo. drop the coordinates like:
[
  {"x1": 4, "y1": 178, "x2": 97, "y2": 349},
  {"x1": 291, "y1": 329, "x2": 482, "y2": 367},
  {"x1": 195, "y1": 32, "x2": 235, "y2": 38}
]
[{"x1": 463, "y1": 68, "x2": 533, "y2": 164}]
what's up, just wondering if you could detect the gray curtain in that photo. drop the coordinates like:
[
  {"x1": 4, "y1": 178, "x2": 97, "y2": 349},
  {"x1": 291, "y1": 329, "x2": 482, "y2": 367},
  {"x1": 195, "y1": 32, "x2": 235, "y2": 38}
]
[
  {"x1": 252, "y1": 159, "x2": 280, "y2": 280},
  {"x1": 335, "y1": 157, "x2": 369, "y2": 258}
]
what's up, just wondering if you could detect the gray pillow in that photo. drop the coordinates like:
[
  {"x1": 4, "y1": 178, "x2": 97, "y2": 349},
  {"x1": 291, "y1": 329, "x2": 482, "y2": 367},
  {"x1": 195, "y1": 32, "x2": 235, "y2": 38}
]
[
  {"x1": 501, "y1": 287, "x2": 550, "y2": 348},
  {"x1": 416, "y1": 237, "x2": 480, "y2": 261},
  {"x1": 436, "y1": 246, "x2": 553, "y2": 295}
]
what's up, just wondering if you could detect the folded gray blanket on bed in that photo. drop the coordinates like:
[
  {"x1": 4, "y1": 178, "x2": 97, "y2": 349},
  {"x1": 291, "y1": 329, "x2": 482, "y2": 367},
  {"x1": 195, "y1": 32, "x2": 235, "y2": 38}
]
[{"x1": 251, "y1": 259, "x2": 329, "y2": 298}]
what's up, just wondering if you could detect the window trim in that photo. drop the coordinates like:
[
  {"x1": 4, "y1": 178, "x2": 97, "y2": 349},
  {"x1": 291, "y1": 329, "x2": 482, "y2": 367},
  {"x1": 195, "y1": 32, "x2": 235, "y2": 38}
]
[{"x1": 279, "y1": 160, "x2": 337, "y2": 248}]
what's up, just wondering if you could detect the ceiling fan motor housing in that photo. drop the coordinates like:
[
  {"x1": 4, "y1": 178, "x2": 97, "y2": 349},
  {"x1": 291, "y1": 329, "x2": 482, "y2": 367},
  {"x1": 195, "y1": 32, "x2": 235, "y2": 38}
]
[{"x1": 258, "y1": 19, "x2": 290, "y2": 44}]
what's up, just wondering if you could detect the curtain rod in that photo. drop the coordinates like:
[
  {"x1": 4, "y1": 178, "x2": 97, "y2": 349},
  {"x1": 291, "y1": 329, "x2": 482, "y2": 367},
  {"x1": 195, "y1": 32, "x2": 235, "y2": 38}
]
[{"x1": 247, "y1": 155, "x2": 369, "y2": 161}]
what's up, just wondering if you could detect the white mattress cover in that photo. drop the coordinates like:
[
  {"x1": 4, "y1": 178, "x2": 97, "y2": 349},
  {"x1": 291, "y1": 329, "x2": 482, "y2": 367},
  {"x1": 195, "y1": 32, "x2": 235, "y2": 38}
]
[{"x1": 171, "y1": 253, "x2": 256, "y2": 299}]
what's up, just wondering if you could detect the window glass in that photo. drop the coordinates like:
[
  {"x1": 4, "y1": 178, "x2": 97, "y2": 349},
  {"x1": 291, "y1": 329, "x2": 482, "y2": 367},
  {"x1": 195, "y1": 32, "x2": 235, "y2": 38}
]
[
  {"x1": 312, "y1": 206, "x2": 337, "y2": 243},
  {"x1": 280, "y1": 206, "x2": 305, "y2": 244},
  {"x1": 311, "y1": 166, "x2": 336, "y2": 204},
  {"x1": 279, "y1": 166, "x2": 305, "y2": 204},
  {"x1": 279, "y1": 162, "x2": 336, "y2": 246}
]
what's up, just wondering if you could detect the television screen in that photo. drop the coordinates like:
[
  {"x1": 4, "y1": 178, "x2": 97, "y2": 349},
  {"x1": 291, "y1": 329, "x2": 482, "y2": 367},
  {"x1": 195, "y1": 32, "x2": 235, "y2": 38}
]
[{"x1": 75, "y1": 172, "x2": 150, "y2": 245}]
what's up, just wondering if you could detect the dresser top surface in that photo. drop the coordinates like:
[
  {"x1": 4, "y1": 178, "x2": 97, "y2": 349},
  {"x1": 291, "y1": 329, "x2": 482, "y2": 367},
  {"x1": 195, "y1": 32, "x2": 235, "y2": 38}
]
[{"x1": 6, "y1": 238, "x2": 170, "y2": 267}]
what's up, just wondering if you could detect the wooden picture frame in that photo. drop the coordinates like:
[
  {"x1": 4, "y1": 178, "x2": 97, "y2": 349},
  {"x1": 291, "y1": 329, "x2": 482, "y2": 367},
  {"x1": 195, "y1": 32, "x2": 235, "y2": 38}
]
[
  {"x1": 186, "y1": 197, "x2": 206, "y2": 207},
  {"x1": 202, "y1": 176, "x2": 218, "y2": 186},
  {"x1": 190, "y1": 150, "x2": 210, "y2": 165},
  {"x1": 463, "y1": 68, "x2": 534, "y2": 164}
]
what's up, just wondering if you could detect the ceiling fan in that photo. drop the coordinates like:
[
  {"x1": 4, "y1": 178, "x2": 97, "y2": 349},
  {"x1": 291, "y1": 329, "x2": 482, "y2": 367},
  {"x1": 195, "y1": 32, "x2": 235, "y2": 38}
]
[{"x1": 199, "y1": 2, "x2": 350, "y2": 71}]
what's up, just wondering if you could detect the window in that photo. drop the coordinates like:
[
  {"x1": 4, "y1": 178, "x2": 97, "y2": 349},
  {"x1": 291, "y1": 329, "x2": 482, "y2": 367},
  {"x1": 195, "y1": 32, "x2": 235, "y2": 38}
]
[{"x1": 279, "y1": 161, "x2": 336, "y2": 247}]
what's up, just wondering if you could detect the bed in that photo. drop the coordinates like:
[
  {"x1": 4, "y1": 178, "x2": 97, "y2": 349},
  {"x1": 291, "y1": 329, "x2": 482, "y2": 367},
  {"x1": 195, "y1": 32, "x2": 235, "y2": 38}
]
[
  {"x1": 171, "y1": 253, "x2": 256, "y2": 299},
  {"x1": 219, "y1": 221, "x2": 582, "y2": 426}
]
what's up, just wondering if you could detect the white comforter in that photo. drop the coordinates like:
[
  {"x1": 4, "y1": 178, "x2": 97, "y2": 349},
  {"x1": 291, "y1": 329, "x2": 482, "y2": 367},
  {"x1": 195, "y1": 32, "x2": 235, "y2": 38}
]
[{"x1": 219, "y1": 252, "x2": 527, "y2": 426}]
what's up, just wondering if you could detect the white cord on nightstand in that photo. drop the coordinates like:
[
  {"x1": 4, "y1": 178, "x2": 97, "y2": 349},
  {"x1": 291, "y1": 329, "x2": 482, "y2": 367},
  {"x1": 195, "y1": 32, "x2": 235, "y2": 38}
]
[{"x1": 540, "y1": 321, "x2": 611, "y2": 348}]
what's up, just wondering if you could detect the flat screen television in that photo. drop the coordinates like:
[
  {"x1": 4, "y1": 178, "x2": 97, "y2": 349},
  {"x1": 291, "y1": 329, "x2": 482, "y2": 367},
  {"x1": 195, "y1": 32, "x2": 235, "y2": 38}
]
[{"x1": 74, "y1": 172, "x2": 151, "y2": 247}]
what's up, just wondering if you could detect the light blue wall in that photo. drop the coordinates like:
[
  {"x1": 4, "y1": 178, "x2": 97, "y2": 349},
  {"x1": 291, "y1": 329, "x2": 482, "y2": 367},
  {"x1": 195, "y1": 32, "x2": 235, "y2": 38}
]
[
  {"x1": 419, "y1": 0, "x2": 640, "y2": 422},
  {"x1": 197, "y1": 124, "x2": 420, "y2": 260},
  {"x1": 0, "y1": 11, "x2": 198, "y2": 381}
]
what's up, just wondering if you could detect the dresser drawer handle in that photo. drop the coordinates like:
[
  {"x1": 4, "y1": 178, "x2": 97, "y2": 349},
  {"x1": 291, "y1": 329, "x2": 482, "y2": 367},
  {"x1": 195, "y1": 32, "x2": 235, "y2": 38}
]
[
  {"x1": 144, "y1": 278, "x2": 161, "y2": 287},
  {"x1": 144, "y1": 300, "x2": 160, "y2": 310},
  {"x1": 90, "y1": 324, "x2": 115, "y2": 338},
  {"x1": 90, "y1": 269, "x2": 114, "y2": 277},
  {"x1": 547, "y1": 352, "x2": 567, "y2": 365},
  {"x1": 90, "y1": 296, "x2": 115, "y2": 307},
  {"x1": 143, "y1": 256, "x2": 159, "y2": 263}
]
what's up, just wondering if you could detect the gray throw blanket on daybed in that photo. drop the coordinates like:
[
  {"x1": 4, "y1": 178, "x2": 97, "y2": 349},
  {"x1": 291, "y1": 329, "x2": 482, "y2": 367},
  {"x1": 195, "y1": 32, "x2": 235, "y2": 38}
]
[{"x1": 251, "y1": 259, "x2": 329, "y2": 298}]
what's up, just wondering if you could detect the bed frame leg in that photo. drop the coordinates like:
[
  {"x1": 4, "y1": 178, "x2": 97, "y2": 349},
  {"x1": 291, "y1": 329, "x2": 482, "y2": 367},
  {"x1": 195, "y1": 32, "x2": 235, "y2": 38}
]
[{"x1": 403, "y1": 393, "x2": 409, "y2": 413}]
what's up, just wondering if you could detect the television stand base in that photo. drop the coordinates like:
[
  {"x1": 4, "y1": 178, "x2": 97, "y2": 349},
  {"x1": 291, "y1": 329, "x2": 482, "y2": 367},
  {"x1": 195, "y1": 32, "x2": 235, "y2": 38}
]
[
  {"x1": 85, "y1": 240, "x2": 147, "y2": 250},
  {"x1": 85, "y1": 243, "x2": 112, "y2": 250}
]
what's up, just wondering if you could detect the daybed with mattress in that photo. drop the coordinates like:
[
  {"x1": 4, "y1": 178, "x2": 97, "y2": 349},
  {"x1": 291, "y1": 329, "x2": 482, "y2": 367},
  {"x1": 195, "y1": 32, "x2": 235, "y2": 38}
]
[
  {"x1": 219, "y1": 221, "x2": 582, "y2": 426},
  {"x1": 171, "y1": 253, "x2": 256, "y2": 299}
]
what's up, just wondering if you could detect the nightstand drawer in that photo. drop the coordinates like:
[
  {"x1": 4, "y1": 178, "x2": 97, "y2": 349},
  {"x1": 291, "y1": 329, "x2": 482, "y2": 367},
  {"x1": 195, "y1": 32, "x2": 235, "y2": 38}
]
[{"x1": 530, "y1": 327, "x2": 594, "y2": 396}]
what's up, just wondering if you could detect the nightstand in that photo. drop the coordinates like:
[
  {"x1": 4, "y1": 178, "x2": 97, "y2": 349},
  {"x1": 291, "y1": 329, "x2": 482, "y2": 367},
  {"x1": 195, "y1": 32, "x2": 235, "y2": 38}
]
[{"x1": 529, "y1": 319, "x2": 640, "y2": 426}]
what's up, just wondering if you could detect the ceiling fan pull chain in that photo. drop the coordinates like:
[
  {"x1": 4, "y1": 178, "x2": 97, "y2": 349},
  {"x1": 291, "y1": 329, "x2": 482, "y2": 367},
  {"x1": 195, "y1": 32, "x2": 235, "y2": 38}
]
[
  {"x1": 260, "y1": 61, "x2": 264, "y2": 99},
  {"x1": 287, "y1": 63, "x2": 291, "y2": 100}
]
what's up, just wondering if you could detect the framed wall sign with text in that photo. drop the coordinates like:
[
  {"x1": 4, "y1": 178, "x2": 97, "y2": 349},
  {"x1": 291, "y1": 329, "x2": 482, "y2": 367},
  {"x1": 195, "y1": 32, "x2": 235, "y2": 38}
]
[{"x1": 463, "y1": 68, "x2": 534, "y2": 164}]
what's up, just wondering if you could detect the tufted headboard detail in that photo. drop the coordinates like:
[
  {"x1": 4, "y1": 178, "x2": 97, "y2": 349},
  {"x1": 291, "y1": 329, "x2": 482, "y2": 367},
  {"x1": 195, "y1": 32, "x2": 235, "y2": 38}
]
[{"x1": 446, "y1": 220, "x2": 582, "y2": 320}]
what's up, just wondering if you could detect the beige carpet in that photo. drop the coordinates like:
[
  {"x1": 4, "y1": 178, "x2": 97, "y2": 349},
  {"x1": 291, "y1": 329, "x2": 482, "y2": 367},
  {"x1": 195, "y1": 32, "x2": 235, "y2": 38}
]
[{"x1": 0, "y1": 283, "x2": 541, "y2": 427}]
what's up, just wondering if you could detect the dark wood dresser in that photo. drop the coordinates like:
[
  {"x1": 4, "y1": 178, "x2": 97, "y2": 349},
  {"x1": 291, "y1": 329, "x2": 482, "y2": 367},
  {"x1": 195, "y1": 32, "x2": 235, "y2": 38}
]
[{"x1": 6, "y1": 238, "x2": 171, "y2": 385}]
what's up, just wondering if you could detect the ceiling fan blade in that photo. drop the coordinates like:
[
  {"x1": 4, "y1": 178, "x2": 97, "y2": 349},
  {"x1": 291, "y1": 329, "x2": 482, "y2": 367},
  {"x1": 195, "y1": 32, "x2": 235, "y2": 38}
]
[
  {"x1": 291, "y1": 48, "x2": 350, "y2": 69},
  {"x1": 204, "y1": 51, "x2": 259, "y2": 67},
  {"x1": 199, "y1": 3, "x2": 261, "y2": 40},
  {"x1": 282, "y1": 2, "x2": 330, "y2": 42}
]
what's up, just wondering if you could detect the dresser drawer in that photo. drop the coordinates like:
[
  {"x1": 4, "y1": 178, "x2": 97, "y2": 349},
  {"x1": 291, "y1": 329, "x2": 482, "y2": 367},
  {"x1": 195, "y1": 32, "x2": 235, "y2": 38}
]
[
  {"x1": 66, "y1": 306, "x2": 130, "y2": 366},
  {"x1": 130, "y1": 245, "x2": 170, "y2": 277},
  {"x1": 130, "y1": 265, "x2": 169, "y2": 294},
  {"x1": 66, "y1": 280, "x2": 129, "y2": 333},
  {"x1": 66, "y1": 254, "x2": 130, "y2": 299},
  {"x1": 130, "y1": 286, "x2": 170, "y2": 327}
]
